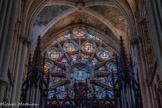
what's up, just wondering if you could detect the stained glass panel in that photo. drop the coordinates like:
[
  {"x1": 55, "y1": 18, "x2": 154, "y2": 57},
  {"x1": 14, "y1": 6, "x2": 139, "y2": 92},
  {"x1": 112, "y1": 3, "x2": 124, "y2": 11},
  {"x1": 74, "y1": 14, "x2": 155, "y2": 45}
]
[
  {"x1": 97, "y1": 50, "x2": 111, "y2": 60},
  {"x1": 88, "y1": 34, "x2": 96, "y2": 40},
  {"x1": 53, "y1": 66, "x2": 64, "y2": 72},
  {"x1": 72, "y1": 70, "x2": 87, "y2": 81},
  {"x1": 97, "y1": 77, "x2": 108, "y2": 84},
  {"x1": 91, "y1": 57, "x2": 99, "y2": 66},
  {"x1": 65, "y1": 101, "x2": 70, "y2": 104},
  {"x1": 109, "y1": 77, "x2": 118, "y2": 88},
  {"x1": 99, "y1": 91, "x2": 113, "y2": 99},
  {"x1": 81, "y1": 54, "x2": 89, "y2": 62},
  {"x1": 97, "y1": 66, "x2": 106, "y2": 72},
  {"x1": 73, "y1": 31, "x2": 85, "y2": 38},
  {"x1": 48, "y1": 50, "x2": 62, "y2": 60},
  {"x1": 82, "y1": 43, "x2": 95, "y2": 53},
  {"x1": 48, "y1": 90, "x2": 61, "y2": 99},
  {"x1": 107, "y1": 62, "x2": 117, "y2": 72},
  {"x1": 61, "y1": 58, "x2": 69, "y2": 66},
  {"x1": 53, "y1": 77, "x2": 64, "y2": 83},
  {"x1": 64, "y1": 43, "x2": 78, "y2": 53},
  {"x1": 70, "y1": 54, "x2": 78, "y2": 62},
  {"x1": 44, "y1": 62, "x2": 52, "y2": 73},
  {"x1": 57, "y1": 34, "x2": 71, "y2": 42}
]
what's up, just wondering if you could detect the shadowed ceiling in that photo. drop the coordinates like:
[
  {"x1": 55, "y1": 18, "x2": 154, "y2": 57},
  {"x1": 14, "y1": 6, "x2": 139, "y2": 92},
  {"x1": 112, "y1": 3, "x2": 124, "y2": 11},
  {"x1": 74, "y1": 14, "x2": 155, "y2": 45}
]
[{"x1": 31, "y1": 0, "x2": 129, "y2": 52}]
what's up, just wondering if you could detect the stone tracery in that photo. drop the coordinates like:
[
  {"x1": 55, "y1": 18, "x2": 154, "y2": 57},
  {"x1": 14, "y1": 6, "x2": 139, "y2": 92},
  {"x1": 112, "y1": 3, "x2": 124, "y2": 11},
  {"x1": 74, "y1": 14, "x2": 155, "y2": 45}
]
[{"x1": 43, "y1": 29, "x2": 118, "y2": 101}]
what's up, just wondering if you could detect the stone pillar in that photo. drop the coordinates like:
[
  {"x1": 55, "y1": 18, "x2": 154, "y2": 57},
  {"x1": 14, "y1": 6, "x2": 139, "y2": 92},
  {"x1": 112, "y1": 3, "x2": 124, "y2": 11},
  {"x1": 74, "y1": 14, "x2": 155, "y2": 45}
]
[
  {"x1": 146, "y1": 0, "x2": 162, "y2": 81},
  {"x1": 131, "y1": 37, "x2": 153, "y2": 108},
  {"x1": 10, "y1": 37, "x2": 23, "y2": 104},
  {"x1": 14, "y1": 40, "x2": 28, "y2": 106},
  {"x1": 0, "y1": 0, "x2": 9, "y2": 41},
  {"x1": 0, "y1": 0, "x2": 13, "y2": 66},
  {"x1": 0, "y1": 0, "x2": 19, "y2": 102}
]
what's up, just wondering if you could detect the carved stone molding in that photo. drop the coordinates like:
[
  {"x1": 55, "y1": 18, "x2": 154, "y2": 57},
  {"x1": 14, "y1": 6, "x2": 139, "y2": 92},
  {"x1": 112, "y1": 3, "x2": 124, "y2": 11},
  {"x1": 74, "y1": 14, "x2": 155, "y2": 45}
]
[
  {"x1": 130, "y1": 35, "x2": 142, "y2": 46},
  {"x1": 17, "y1": 35, "x2": 31, "y2": 46}
]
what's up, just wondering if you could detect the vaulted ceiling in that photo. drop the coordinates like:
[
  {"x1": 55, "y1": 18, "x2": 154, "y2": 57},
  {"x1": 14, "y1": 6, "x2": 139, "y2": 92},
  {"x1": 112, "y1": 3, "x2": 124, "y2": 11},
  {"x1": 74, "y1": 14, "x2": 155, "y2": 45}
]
[{"x1": 31, "y1": 0, "x2": 129, "y2": 52}]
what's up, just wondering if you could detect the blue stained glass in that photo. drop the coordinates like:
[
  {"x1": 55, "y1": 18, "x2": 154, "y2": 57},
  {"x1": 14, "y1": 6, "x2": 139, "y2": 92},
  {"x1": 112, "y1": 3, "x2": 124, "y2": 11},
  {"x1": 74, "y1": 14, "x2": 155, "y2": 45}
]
[
  {"x1": 109, "y1": 77, "x2": 118, "y2": 87},
  {"x1": 65, "y1": 101, "x2": 70, "y2": 104},
  {"x1": 99, "y1": 91, "x2": 114, "y2": 99},
  {"x1": 97, "y1": 50, "x2": 111, "y2": 60},
  {"x1": 107, "y1": 62, "x2": 117, "y2": 72}
]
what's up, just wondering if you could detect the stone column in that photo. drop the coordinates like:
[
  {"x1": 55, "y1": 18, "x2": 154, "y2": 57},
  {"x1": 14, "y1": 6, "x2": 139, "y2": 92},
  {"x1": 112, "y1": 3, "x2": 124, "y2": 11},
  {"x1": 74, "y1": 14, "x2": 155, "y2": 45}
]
[
  {"x1": 0, "y1": 0, "x2": 9, "y2": 41},
  {"x1": 14, "y1": 39, "x2": 28, "y2": 107},
  {"x1": 10, "y1": 37, "x2": 23, "y2": 104},
  {"x1": 131, "y1": 37, "x2": 153, "y2": 108},
  {"x1": 0, "y1": 0, "x2": 13, "y2": 65},
  {"x1": 146, "y1": 0, "x2": 162, "y2": 81},
  {"x1": 0, "y1": 0, "x2": 19, "y2": 102}
]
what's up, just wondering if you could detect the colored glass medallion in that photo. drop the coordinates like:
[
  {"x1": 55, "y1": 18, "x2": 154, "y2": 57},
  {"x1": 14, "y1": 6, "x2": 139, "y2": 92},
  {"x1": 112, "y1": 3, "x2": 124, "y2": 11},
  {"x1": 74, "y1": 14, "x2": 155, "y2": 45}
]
[
  {"x1": 48, "y1": 50, "x2": 62, "y2": 60},
  {"x1": 107, "y1": 62, "x2": 117, "y2": 72},
  {"x1": 82, "y1": 43, "x2": 95, "y2": 53},
  {"x1": 73, "y1": 31, "x2": 86, "y2": 38},
  {"x1": 74, "y1": 70, "x2": 87, "y2": 81},
  {"x1": 57, "y1": 34, "x2": 71, "y2": 42},
  {"x1": 64, "y1": 43, "x2": 78, "y2": 53},
  {"x1": 97, "y1": 50, "x2": 111, "y2": 60}
]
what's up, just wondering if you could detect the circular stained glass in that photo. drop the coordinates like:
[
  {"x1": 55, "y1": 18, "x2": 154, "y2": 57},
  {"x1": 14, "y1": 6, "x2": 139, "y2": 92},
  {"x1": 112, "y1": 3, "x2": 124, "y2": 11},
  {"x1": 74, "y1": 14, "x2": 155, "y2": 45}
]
[
  {"x1": 74, "y1": 70, "x2": 87, "y2": 81},
  {"x1": 82, "y1": 43, "x2": 95, "y2": 53},
  {"x1": 107, "y1": 62, "x2": 117, "y2": 72},
  {"x1": 48, "y1": 50, "x2": 62, "y2": 60},
  {"x1": 64, "y1": 43, "x2": 78, "y2": 53},
  {"x1": 97, "y1": 50, "x2": 111, "y2": 60},
  {"x1": 44, "y1": 62, "x2": 52, "y2": 72},
  {"x1": 99, "y1": 91, "x2": 113, "y2": 99}
]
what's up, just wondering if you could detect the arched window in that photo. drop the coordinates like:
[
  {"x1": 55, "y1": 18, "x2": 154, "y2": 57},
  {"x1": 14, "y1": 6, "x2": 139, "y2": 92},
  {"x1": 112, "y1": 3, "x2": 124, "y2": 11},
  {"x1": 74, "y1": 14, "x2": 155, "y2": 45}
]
[{"x1": 43, "y1": 29, "x2": 118, "y2": 100}]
